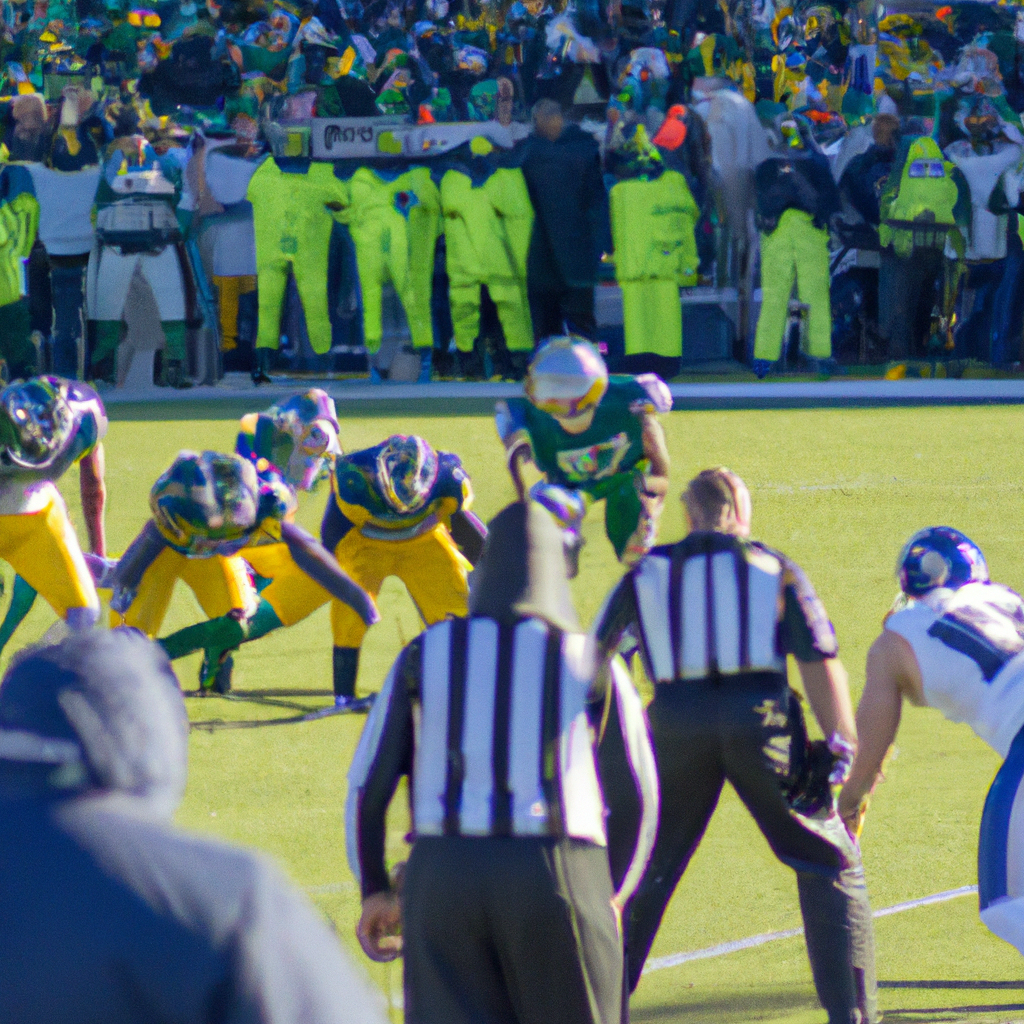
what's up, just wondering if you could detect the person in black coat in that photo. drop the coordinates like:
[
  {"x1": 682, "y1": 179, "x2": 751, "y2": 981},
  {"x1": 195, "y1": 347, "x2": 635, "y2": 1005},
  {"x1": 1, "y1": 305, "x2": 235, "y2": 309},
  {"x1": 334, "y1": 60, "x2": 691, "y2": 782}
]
[
  {"x1": 0, "y1": 629, "x2": 388, "y2": 1024},
  {"x1": 519, "y1": 99, "x2": 612, "y2": 341}
]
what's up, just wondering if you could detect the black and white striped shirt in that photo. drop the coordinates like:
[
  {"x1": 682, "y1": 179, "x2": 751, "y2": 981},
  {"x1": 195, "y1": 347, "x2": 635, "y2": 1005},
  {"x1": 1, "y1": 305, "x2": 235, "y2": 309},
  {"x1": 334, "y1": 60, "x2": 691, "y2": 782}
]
[
  {"x1": 594, "y1": 532, "x2": 838, "y2": 684},
  {"x1": 346, "y1": 616, "x2": 658, "y2": 901}
]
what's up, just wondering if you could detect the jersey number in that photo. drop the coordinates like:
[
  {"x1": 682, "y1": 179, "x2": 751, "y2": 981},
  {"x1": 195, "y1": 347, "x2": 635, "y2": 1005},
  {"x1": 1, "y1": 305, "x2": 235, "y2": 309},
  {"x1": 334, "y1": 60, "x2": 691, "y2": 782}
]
[{"x1": 927, "y1": 602, "x2": 1024, "y2": 682}]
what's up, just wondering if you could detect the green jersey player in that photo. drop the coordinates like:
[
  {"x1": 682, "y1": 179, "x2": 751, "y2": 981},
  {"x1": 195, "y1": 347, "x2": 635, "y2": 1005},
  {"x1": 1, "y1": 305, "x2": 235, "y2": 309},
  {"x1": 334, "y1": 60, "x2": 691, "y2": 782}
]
[{"x1": 495, "y1": 336, "x2": 671, "y2": 569}]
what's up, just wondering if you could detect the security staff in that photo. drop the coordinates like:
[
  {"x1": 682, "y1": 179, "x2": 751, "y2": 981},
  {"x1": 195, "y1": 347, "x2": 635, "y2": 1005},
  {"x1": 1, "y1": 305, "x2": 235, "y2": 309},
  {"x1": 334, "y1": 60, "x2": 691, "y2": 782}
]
[
  {"x1": 593, "y1": 468, "x2": 878, "y2": 1024},
  {"x1": 348, "y1": 501, "x2": 659, "y2": 1024}
]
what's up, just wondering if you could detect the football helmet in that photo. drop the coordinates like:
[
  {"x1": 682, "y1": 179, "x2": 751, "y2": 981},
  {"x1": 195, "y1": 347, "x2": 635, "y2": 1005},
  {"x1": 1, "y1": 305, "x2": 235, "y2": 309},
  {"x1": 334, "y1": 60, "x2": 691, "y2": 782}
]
[
  {"x1": 376, "y1": 435, "x2": 439, "y2": 515},
  {"x1": 525, "y1": 336, "x2": 608, "y2": 421},
  {"x1": 897, "y1": 526, "x2": 989, "y2": 597},
  {"x1": 0, "y1": 376, "x2": 74, "y2": 470},
  {"x1": 150, "y1": 451, "x2": 260, "y2": 556},
  {"x1": 273, "y1": 389, "x2": 341, "y2": 491}
]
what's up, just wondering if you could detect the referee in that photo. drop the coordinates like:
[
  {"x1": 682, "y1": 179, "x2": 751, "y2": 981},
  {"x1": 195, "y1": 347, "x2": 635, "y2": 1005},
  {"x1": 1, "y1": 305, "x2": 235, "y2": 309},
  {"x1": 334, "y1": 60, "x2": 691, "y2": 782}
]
[
  {"x1": 593, "y1": 468, "x2": 878, "y2": 1024},
  {"x1": 347, "y1": 500, "x2": 659, "y2": 1024}
]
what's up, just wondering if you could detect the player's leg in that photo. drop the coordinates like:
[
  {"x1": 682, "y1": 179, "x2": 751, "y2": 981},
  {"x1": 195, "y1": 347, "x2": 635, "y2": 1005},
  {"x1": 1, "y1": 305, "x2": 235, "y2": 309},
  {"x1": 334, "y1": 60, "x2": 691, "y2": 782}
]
[
  {"x1": 0, "y1": 497, "x2": 100, "y2": 632},
  {"x1": 115, "y1": 546, "x2": 183, "y2": 635},
  {"x1": 330, "y1": 533, "x2": 387, "y2": 709},
  {"x1": 723, "y1": 681, "x2": 877, "y2": 1024},
  {"x1": 979, "y1": 726, "x2": 1024, "y2": 953},
  {"x1": 604, "y1": 474, "x2": 655, "y2": 566},
  {"x1": 0, "y1": 575, "x2": 39, "y2": 656},
  {"x1": 400, "y1": 526, "x2": 472, "y2": 628},
  {"x1": 624, "y1": 685, "x2": 726, "y2": 991},
  {"x1": 177, "y1": 554, "x2": 257, "y2": 692}
]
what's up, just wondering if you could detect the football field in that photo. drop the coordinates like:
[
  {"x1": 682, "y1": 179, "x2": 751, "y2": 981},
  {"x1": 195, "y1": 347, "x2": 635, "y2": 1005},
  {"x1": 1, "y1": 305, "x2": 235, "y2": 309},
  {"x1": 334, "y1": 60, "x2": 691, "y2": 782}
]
[{"x1": 5, "y1": 400, "x2": 1024, "y2": 1022}]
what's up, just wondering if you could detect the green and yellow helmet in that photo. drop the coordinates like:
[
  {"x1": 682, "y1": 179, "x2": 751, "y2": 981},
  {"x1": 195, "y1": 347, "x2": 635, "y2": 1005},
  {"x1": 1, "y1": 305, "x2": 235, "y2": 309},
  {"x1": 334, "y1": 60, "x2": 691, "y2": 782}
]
[
  {"x1": 150, "y1": 451, "x2": 262, "y2": 556},
  {"x1": 375, "y1": 435, "x2": 439, "y2": 515},
  {"x1": 0, "y1": 375, "x2": 75, "y2": 470}
]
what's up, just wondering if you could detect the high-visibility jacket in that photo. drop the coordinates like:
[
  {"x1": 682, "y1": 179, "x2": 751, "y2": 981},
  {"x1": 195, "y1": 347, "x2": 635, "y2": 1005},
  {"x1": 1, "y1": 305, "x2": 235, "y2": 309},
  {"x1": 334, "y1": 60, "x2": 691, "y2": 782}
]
[
  {"x1": 0, "y1": 165, "x2": 38, "y2": 308},
  {"x1": 880, "y1": 136, "x2": 967, "y2": 258},
  {"x1": 610, "y1": 170, "x2": 699, "y2": 288}
]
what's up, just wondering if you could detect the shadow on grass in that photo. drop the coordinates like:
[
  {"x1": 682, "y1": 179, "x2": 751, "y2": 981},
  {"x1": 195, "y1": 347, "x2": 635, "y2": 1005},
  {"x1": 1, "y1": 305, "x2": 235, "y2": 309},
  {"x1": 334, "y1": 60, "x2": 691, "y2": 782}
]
[{"x1": 630, "y1": 986, "x2": 818, "y2": 1022}]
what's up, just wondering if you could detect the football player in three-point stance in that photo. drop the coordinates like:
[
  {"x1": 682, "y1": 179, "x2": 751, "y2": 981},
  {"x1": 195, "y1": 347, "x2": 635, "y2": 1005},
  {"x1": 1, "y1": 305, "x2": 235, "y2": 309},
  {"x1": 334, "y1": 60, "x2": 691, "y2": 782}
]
[
  {"x1": 321, "y1": 434, "x2": 487, "y2": 709},
  {"x1": 0, "y1": 376, "x2": 107, "y2": 650},
  {"x1": 108, "y1": 450, "x2": 376, "y2": 694},
  {"x1": 495, "y1": 336, "x2": 671, "y2": 573},
  {"x1": 841, "y1": 526, "x2": 1024, "y2": 958},
  {"x1": 157, "y1": 390, "x2": 375, "y2": 697}
]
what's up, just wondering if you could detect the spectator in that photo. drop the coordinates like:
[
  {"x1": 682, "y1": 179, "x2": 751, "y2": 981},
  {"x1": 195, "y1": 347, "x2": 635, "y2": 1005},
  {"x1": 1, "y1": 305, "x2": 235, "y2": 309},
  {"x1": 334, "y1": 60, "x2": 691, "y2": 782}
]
[
  {"x1": 0, "y1": 629, "x2": 389, "y2": 1024},
  {"x1": 752, "y1": 116, "x2": 841, "y2": 377},
  {"x1": 520, "y1": 98, "x2": 611, "y2": 341}
]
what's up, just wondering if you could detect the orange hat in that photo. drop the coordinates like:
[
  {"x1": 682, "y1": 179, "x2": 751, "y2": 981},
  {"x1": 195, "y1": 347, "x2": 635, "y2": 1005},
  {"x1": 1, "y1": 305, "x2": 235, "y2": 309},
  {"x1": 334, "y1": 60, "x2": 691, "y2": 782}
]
[{"x1": 652, "y1": 105, "x2": 687, "y2": 150}]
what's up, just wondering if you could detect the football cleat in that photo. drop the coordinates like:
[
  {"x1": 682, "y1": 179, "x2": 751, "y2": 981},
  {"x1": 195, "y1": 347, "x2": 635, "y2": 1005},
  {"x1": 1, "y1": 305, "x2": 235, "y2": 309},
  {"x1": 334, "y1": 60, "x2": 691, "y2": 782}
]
[
  {"x1": 333, "y1": 693, "x2": 376, "y2": 713},
  {"x1": 896, "y1": 526, "x2": 989, "y2": 597}
]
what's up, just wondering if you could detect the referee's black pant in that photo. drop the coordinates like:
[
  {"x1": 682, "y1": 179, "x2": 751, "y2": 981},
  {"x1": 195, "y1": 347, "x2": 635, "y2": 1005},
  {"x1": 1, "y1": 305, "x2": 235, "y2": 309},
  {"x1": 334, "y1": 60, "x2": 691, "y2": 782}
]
[
  {"x1": 402, "y1": 835, "x2": 622, "y2": 1024},
  {"x1": 626, "y1": 676, "x2": 878, "y2": 1024}
]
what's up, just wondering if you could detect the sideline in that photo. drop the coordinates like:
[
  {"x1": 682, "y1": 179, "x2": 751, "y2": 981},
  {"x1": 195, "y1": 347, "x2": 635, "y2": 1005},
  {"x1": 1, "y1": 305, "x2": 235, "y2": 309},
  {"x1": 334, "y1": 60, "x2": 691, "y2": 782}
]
[
  {"x1": 643, "y1": 885, "x2": 978, "y2": 974},
  {"x1": 101, "y1": 376, "x2": 1024, "y2": 411}
]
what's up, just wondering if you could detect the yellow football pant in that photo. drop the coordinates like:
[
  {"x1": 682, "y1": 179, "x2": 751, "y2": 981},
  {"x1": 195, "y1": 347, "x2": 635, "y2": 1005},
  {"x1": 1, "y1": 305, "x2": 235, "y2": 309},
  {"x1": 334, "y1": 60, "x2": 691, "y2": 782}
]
[
  {"x1": 215, "y1": 275, "x2": 257, "y2": 352},
  {"x1": 114, "y1": 548, "x2": 253, "y2": 637},
  {"x1": 330, "y1": 524, "x2": 471, "y2": 648},
  {"x1": 0, "y1": 495, "x2": 98, "y2": 619},
  {"x1": 243, "y1": 542, "x2": 331, "y2": 627}
]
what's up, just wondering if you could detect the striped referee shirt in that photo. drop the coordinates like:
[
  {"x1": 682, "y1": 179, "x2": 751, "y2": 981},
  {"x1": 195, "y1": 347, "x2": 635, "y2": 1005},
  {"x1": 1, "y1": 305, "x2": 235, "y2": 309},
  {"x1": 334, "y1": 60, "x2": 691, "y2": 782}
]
[
  {"x1": 346, "y1": 616, "x2": 659, "y2": 902},
  {"x1": 593, "y1": 532, "x2": 838, "y2": 684}
]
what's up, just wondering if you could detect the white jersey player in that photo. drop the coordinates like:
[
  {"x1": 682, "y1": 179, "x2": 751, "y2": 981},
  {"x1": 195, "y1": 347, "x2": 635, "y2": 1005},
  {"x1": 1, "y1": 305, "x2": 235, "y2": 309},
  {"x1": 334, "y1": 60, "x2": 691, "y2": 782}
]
[{"x1": 840, "y1": 526, "x2": 1024, "y2": 955}]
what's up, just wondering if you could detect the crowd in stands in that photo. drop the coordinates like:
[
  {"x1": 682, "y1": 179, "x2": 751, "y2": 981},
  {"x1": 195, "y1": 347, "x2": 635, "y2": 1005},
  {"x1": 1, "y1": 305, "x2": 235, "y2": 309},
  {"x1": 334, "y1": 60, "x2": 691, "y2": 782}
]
[{"x1": 3, "y1": 0, "x2": 1024, "y2": 384}]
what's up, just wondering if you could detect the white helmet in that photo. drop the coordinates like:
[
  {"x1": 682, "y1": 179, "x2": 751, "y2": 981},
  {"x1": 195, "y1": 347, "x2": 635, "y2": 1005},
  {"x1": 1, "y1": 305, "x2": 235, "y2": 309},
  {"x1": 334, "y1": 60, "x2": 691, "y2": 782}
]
[{"x1": 525, "y1": 336, "x2": 608, "y2": 420}]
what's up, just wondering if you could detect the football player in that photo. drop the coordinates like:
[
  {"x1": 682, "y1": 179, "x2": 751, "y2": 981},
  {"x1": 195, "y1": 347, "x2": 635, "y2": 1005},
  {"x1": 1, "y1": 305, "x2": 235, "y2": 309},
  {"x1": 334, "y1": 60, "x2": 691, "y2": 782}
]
[
  {"x1": 494, "y1": 336, "x2": 671, "y2": 572},
  {"x1": 0, "y1": 376, "x2": 107, "y2": 649},
  {"x1": 109, "y1": 450, "x2": 376, "y2": 694},
  {"x1": 158, "y1": 390, "x2": 357, "y2": 695},
  {"x1": 321, "y1": 434, "x2": 487, "y2": 709},
  {"x1": 839, "y1": 527, "x2": 1024, "y2": 956}
]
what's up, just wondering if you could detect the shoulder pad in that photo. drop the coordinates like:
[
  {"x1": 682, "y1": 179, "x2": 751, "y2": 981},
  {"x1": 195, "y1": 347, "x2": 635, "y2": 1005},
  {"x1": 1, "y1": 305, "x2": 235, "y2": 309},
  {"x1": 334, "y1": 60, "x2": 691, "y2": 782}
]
[{"x1": 629, "y1": 374, "x2": 672, "y2": 415}]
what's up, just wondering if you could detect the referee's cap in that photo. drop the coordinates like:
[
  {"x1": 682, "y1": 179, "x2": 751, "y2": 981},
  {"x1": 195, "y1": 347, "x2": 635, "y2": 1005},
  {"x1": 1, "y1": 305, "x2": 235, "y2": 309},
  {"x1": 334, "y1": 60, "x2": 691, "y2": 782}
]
[{"x1": 469, "y1": 501, "x2": 580, "y2": 633}]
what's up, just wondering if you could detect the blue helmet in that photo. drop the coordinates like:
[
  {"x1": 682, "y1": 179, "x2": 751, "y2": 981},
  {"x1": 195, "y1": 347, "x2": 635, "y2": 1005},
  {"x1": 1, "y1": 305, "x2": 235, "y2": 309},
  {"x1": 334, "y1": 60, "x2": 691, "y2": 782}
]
[
  {"x1": 376, "y1": 435, "x2": 438, "y2": 515},
  {"x1": 897, "y1": 527, "x2": 989, "y2": 597}
]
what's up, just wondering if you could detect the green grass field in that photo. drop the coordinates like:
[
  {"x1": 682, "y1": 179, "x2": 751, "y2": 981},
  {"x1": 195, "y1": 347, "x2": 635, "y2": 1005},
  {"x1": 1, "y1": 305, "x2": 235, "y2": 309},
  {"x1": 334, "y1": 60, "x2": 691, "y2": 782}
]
[{"x1": 5, "y1": 402, "x2": 1024, "y2": 1023}]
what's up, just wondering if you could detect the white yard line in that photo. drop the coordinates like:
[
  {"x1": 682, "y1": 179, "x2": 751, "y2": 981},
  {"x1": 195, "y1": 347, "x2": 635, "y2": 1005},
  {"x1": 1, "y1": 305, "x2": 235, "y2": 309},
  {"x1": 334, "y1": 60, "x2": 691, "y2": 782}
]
[{"x1": 643, "y1": 886, "x2": 978, "y2": 974}]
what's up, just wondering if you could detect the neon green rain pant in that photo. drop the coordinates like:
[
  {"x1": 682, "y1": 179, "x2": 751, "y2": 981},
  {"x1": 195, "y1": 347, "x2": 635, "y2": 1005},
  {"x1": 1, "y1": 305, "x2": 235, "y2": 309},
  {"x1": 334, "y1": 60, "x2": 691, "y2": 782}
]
[
  {"x1": 247, "y1": 161, "x2": 342, "y2": 354},
  {"x1": 622, "y1": 280, "x2": 682, "y2": 357},
  {"x1": 341, "y1": 167, "x2": 440, "y2": 352},
  {"x1": 754, "y1": 209, "x2": 832, "y2": 361}
]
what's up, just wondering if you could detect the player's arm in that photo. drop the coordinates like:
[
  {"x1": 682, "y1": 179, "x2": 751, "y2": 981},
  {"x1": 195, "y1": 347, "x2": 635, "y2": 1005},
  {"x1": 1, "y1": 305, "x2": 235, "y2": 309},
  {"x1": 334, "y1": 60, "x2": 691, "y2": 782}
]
[
  {"x1": 108, "y1": 519, "x2": 169, "y2": 614},
  {"x1": 495, "y1": 399, "x2": 534, "y2": 501},
  {"x1": 449, "y1": 509, "x2": 487, "y2": 564},
  {"x1": 348, "y1": 646, "x2": 417, "y2": 962},
  {"x1": 279, "y1": 520, "x2": 379, "y2": 625},
  {"x1": 640, "y1": 412, "x2": 669, "y2": 499},
  {"x1": 78, "y1": 442, "x2": 106, "y2": 556},
  {"x1": 838, "y1": 629, "x2": 922, "y2": 833}
]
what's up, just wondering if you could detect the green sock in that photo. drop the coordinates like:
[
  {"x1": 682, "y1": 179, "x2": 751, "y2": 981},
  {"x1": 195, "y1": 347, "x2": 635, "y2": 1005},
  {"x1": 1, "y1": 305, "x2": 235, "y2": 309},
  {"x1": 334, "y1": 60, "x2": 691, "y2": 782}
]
[
  {"x1": 0, "y1": 575, "x2": 37, "y2": 656},
  {"x1": 158, "y1": 599, "x2": 283, "y2": 660}
]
